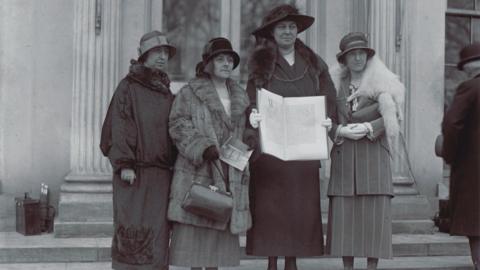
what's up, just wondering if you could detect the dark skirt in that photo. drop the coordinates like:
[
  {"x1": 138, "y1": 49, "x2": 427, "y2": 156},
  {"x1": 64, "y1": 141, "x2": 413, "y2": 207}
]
[
  {"x1": 326, "y1": 195, "x2": 392, "y2": 259},
  {"x1": 246, "y1": 155, "x2": 324, "y2": 256},
  {"x1": 111, "y1": 168, "x2": 171, "y2": 270},
  {"x1": 169, "y1": 223, "x2": 240, "y2": 267}
]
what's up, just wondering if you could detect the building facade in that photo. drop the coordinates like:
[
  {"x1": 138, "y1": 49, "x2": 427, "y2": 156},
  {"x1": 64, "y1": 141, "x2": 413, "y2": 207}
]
[{"x1": 1, "y1": 0, "x2": 470, "y2": 234}]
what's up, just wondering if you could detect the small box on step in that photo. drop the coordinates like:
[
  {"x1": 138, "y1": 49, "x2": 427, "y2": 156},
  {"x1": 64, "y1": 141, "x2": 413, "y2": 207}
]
[{"x1": 15, "y1": 193, "x2": 42, "y2": 235}]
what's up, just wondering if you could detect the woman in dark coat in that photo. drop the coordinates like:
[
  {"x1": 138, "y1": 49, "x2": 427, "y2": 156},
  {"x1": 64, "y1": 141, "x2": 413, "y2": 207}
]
[
  {"x1": 101, "y1": 31, "x2": 177, "y2": 270},
  {"x1": 327, "y1": 32, "x2": 404, "y2": 270},
  {"x1": 245, "y1": 5, "x2": 337, "y2": 270},
  {"x1": 441, "y1": 42, "x2": 480, "y2": 270},
  {"x1": 167, "y1": 38, "x2": 251, "y2": 269}
]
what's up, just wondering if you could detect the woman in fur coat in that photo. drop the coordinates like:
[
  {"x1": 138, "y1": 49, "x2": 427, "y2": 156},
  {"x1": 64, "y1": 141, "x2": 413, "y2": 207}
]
[
  {"x1": 167, "y1": 37, "x2": 251, "y2": 269},
  {"x1": 101, "y1": 31, "x2": 177, "y2": 270},
  {"x1": 245, "y1": 5, "x2": 338, "y2": 270},
  {"x1": 326, "y1": 32, "x2": 405, "y2": 270}
]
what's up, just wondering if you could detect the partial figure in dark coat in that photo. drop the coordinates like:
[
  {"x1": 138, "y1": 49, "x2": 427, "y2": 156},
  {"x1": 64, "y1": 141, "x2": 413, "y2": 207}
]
[
  {"x1": 441, "y1": 42, "x2": 480, "y2": 270},
  {"x1": 327, "y1": 32, "x2": 405, "y2": 270},
  {"x1": 100, "y1": 31, "x2": 177, "y2": 270},
  {"x1": 245, "y1": 5, "x2": 337, "y2": 270}
]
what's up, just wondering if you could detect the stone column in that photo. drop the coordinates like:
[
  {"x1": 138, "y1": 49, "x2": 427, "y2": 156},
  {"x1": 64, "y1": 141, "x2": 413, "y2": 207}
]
[
  {"x1": 367, "y1": 0, "x2": 432, "y2": 220},
  {"x1": 55, "y1": 0, "x2": 120, "y2": 237}
]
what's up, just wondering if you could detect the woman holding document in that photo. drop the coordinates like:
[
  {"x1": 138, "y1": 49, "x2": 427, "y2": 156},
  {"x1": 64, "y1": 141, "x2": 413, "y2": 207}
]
[
  {"x1": 167, "y1": 37, "x2": 251, "y2": 269},
  {"x1": 244, "y1": 4, "x2": 338, "y2": 270},
  {"x1": 326, "y1": 32, "x2": 405, "y2": 270}
]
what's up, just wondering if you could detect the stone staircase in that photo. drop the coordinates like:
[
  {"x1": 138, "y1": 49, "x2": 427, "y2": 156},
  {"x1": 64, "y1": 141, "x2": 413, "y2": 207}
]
[
  {"x1": 0, "y1": 175, "x2": 474, "y2": 269},
  {"x1": 0, "y1": 226, "x2": 474, "y2": 269}
]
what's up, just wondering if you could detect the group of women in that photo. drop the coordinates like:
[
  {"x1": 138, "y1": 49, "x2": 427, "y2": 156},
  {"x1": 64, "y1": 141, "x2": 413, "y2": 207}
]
[{"x1": 103, "y1": 4, "x2": 408, "y2": 270}]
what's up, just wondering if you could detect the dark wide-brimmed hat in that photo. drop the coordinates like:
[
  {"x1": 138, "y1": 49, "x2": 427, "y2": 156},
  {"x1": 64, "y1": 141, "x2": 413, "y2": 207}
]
[
  {"x1": 336, "y1": 32, "x2": 376, "y2": 63},
  {"x1": 457, "y1": 42, "x2": 480, "y2": 70},
  {"x1": 252, "y1": 4, "x2": 314, "y2": 38},
  {"x1": 201, "y1": 37, "x2": 240, "y2": 69},
  {"x1": 138, "y1": 31, "x2": 176, "y2": 61}
]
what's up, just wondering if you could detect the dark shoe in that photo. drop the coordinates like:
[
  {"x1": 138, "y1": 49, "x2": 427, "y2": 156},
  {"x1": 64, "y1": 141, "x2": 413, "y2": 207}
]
[
  {"x1": 284, "y1": 256, "x2": 297, "y2": 270},
  {"x1": 267, "y1": 256, "x2": 278, "y2": 270}
]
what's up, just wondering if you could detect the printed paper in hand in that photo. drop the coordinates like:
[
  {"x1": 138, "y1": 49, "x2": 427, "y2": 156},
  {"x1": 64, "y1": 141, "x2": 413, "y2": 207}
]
[
  {"x1": 219, "y1": 137, "x2": 253, "y2": 171},
  {"x1": 257, "y1": 88, "x2": 329, "y2": 160}
]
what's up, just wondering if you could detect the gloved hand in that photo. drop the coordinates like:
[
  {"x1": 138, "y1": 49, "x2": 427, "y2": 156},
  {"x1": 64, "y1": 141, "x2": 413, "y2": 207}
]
[
  {"x1": 120, "y1": 168, "x2": 136, "y2": 185},
  {"x1": 245, "y1": 135, "x2": 259, "y2": 150},
  {"x1": 203, "y1": 145, "x2": 220, "y2": 161},
  {"x1": 338, "y1": 124, "x2": 368, "y2": 140},
  {"x1": 321, "y1": 117, "x2": 333, "y2": 132},
  {"x1": 249, "y1": 109, "x2": 262, "y2": 129}
]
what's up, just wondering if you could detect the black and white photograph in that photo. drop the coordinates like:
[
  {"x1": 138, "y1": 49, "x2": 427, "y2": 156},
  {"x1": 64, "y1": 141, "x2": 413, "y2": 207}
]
[{"x1": 0, "y1": 0, "x2": 478, "y2": 269}]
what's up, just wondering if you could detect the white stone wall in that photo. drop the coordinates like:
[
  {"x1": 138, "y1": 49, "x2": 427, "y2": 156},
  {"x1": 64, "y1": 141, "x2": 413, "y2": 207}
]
[
  {"x1": 0, "y1": 0, "x2": 74, "y2": 207},
  {"x1": 0, "y1": 0, "x2": 447, "y2": 214}
]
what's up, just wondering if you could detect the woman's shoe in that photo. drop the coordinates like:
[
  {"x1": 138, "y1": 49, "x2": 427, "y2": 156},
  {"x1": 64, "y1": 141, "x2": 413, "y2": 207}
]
[
  {"x1": 284, "y1": 256, "x2": 297, "y2": 270},
  {"x1": 267, "y1": 256, "x2": 278, "y2": 270}
]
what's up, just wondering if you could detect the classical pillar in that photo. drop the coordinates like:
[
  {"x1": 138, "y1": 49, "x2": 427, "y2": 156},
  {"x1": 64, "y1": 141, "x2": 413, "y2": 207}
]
[
  {"x1": 367, "y1": 0, "x2": 432, "y2": 219},
  {"x1": 55, "y1": 0, "x2": 120, "y2": 237}
]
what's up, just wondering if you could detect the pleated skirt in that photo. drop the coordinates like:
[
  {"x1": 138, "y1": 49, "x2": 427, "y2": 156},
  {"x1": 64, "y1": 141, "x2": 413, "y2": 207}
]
[
  {"x1": 326, "y1": 195, "x2": 392, "y2": 259},
  {"x1": 169, "y1": 223, "x2": 240, "y2": 267}
]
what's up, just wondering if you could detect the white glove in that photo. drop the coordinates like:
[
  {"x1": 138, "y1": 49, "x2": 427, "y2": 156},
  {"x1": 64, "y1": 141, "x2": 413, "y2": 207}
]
[
  {"x1": 338, "y1": 124, "x2": 368, "y2": 140},
  {"x1": 249, "y1": 109, "x2": 262, "y2": 129},
  {"x1": 121, "y1": 168, "x2": 136, "y2": 185},
  {"x1": 321, "y1": 117, "x2": 332, "y2": 132}
]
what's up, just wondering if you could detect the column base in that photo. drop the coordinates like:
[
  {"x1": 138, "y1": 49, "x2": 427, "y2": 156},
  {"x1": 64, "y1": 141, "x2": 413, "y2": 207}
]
[{"x1": 55, "y1": 173, "x2": 113, "y2": 238}]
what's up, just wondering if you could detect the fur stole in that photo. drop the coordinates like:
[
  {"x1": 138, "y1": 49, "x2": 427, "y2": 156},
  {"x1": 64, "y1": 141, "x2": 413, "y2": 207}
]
[
  {"x1": 127, "y1": 60, "x2": 172, "y2": 95},
  {"x1": 248, "y1": 38, "x2": 327, "y2": 88},
  {"x1": 330, "y1": 56, "x2": 405, "y2": 146}
]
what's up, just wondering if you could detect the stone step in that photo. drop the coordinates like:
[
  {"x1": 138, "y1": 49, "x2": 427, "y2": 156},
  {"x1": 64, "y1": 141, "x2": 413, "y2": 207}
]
[
  {"x1": 0, "y1": 232, "x2": 469, "y2": 263},
  {"x1": 0, "y1": 256, "x2": 474, "y2": 270},
  {"x1": 53, "y1": 218, "x2": 435, "y2": 239}
]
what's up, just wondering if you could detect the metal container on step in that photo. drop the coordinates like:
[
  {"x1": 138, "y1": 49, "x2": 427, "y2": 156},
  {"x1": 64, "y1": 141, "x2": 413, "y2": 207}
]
[{"x1": 15, "y1": 193, "x2": 42, "y2": 235}]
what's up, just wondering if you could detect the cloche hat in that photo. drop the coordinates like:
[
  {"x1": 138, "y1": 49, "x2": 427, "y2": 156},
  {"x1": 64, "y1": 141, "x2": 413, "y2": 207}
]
[{"x1": 336, "y1": 32, "x2": 375, "y2": 63}]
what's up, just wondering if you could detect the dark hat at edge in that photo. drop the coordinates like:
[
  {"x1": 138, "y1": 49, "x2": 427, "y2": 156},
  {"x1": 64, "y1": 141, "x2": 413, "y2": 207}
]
[
  {"x1": 457, "y1": 42, "x2": 480, "y2": 70},
  {"x1": 336, "y1": 32, "x2": 375, "y2": 63},
  {"x1": 252, "y1": 4, "x2": 314, "y2": 38}
]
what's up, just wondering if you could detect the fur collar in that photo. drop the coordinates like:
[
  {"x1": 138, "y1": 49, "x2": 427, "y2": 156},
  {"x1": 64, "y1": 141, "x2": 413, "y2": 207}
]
[
  {"x1": 248, "y1": 38, "x2": 325, "y2": 88},
  {"x1": 330, "y1": 56, "x2": 405, "y2": 144},
  {"x1": 127, "y1": 60, "x2": 172, "y2": 95},
  {"x1": 187, "y1": 77, "x2": 249, "y2": 126}
]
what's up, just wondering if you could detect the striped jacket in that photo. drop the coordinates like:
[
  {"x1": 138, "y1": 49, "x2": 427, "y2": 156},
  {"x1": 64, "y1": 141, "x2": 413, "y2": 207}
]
[{"x1": 327, "y1": 57, "x2": 404, "y2": 196}]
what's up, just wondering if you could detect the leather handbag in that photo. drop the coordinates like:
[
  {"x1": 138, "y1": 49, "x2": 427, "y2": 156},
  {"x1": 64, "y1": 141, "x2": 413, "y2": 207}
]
[{"x1": 181, "y1": 182, "x2": 233, "y2": 223}]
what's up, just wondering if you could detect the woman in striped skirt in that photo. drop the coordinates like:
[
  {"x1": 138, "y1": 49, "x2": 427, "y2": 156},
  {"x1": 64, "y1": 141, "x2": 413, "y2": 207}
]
[{"x1": 326, "y1": 32, "x2": 405, "y2": 270}]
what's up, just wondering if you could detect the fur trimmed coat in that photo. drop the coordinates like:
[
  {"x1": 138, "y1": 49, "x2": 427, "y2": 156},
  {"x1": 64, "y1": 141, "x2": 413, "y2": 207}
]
[
  {"x1": 167, "y1": 77, "x2": 252, "y2": 234},
  {"x1": 245, "y1": 38, "x2": 337, "y2": 256},
  {"x1": 330, "y1": 56, "x2": 405, "y2": 147},
  {"x1": 103, "y1": 61, "x2": 175, "y2": 269},
  {"x1": 327, "y1": 56, "x2": 405, "y2": 196}
]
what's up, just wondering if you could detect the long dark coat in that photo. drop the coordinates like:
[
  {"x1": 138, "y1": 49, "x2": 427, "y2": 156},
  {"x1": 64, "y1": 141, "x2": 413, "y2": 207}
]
[
  {"x1": 103, "y1": 61, "x2": 176, "y2": 270},
  {"x1": 442, "y1": 74, "x2": 480, "y2": 236},
  {"x1": 245, "y1": 39, "x2": 337, "y2": 256}
]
